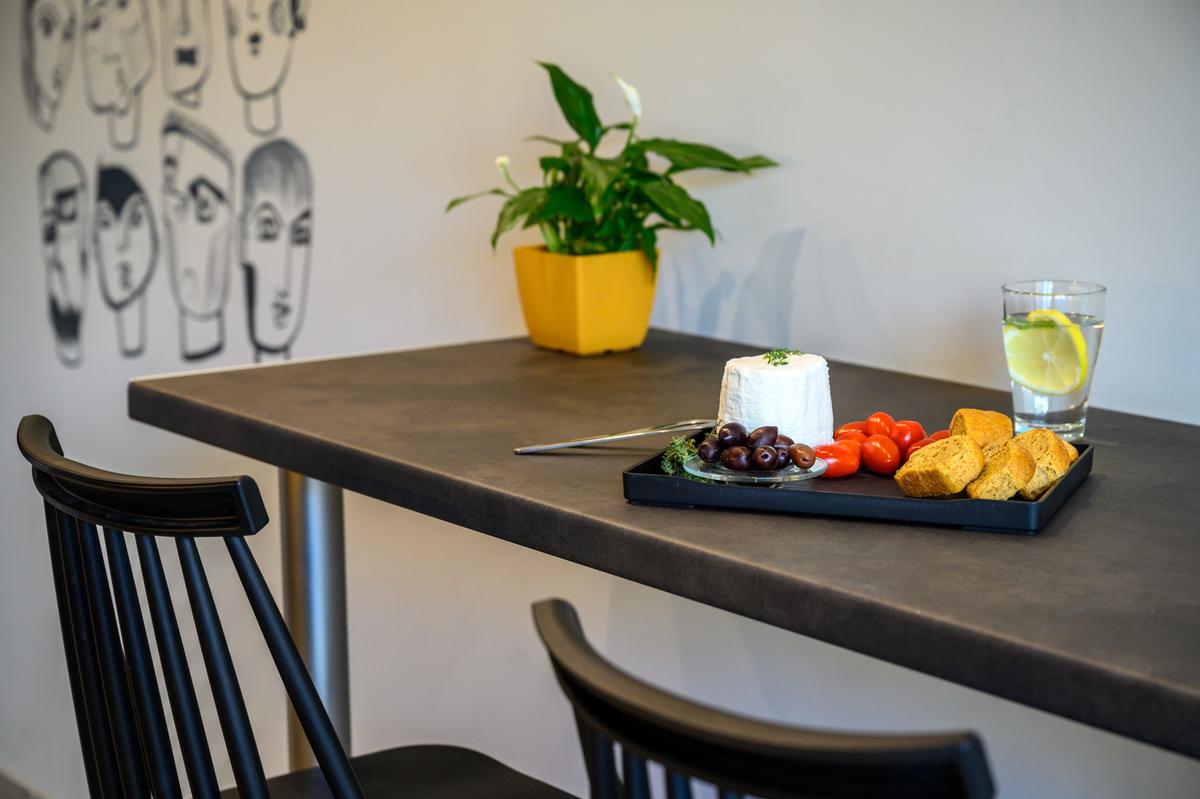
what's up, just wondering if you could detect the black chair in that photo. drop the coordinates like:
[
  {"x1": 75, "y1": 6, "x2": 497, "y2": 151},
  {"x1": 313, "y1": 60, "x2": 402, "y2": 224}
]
[
  {"x1": 532, "y1": 599, "x2": 996, "y2": 799},
  {"x1": 17, "y1": 415, "x2": 571, "y2": 799}
]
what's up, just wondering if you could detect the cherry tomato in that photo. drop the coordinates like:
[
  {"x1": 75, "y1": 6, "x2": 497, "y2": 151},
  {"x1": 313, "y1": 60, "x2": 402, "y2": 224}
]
[
  {"x1": 814, "y1": 442, "x2": 860, "y2": 478},
  {"x1": 930, "y1": 429, "x2": 950, "y2": 441},
  {"x1": 889, "y1": 420, "x2": 927, "y2": 455},
  {"x1": 905, "y1": 437, "x2": 936, "y2": 461},
  {"x1": 861, "y1": 434, "x2": 901, "y2": 475},
  {"x1": 864, "y1": 411, "x2": 896, "y2": 437},
  {"x1": 835, "y1": 428, "x2": 868, "y2": 444},
  {"x1": 835, "y1": 421, "x2": 867, "y2": 439},
  {"x1": 835, "y1": 435, "x2": 864, "y2": 460}
]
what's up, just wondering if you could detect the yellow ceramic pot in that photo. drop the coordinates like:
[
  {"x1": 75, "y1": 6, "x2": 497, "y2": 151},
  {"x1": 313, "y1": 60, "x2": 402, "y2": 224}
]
[{"x1": 513, "y1": 246, "x2": 657, "y2": 356}]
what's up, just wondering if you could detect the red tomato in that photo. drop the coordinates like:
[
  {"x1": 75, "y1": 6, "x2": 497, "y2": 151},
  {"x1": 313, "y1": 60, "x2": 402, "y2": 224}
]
[
  {"x1": 890, "y1": 420, "x2": 927, "y2": 455},
  {"x1": 905, "y1": 437, "x2": 936, "y2": 461},
  {"x1": 835, "y1": 429, "x2": 868, "y2": 444},
  {"x1": 835, "y1": 435, "x2": 864, "y2": 460},
  {"x1": 864, "y1": 411, "x2": 896, "y2": 437},
  {"x1": 930, "y1": 429, "x2": 950, "y2": 441},
  {"x1": 861, "y1": 434, "x2": 901, "y2": 475},
  {"x1": 814, "y1": 442, "x2": 860, "y2": 478},
  {"x1": 835, "y1": 421, "x2": 867, "y2": 438}
]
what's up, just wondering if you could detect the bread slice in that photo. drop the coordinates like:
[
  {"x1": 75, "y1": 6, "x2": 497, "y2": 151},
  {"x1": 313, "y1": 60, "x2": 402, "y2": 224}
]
[
  {"x1": 949, "y1": 409, "x2": 1013, "y2": 449},
  {"x1": 894, "y1": 435, "x2": 985, "y2": 497},
  {"x1": 966, "y1": 440, "x2": 1036, "y2": 500},
  {"x1": 1013, "y1": 429, "x2": 1073, "y2": 499}
]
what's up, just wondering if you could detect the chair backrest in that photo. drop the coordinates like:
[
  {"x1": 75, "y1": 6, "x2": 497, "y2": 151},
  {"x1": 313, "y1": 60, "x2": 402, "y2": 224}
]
[
  {"x1": 17, "y1": 414, "x2": 365, "y2": 799},
  {"x1": 532, "y1": 599, "x2": 996, "y2": 799}
]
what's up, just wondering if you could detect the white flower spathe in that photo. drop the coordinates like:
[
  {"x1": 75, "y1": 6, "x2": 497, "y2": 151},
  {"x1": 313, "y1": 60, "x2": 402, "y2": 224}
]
[
  {"x1": 611, "y1": 73, "x2": 641, "y2": 122},
  {"x1": 494, "y1": 155, "x2": 510, "y2": 170}
]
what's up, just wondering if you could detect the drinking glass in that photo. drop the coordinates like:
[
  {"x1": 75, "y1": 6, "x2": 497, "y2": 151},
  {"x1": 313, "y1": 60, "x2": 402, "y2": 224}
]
[{"x1": 1002, "y1": 280, "x2": 1106, "y2": 440}]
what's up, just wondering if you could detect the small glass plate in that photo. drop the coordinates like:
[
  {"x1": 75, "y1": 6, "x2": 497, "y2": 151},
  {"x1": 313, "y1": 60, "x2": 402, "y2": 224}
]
[{"x1": 682, "y1": 455, "x2": 827, "y2": 484}]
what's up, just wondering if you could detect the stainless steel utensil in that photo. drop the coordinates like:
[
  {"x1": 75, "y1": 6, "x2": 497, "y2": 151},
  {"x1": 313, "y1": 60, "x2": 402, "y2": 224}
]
[{"x1": 514, "y1": 419, "x2": 717, "y2": 455}]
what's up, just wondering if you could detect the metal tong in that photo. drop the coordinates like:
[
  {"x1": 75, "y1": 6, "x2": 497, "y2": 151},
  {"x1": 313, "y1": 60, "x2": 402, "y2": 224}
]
[{"x1": 514, "y1": 419, "x2": 716, "y2": 455}]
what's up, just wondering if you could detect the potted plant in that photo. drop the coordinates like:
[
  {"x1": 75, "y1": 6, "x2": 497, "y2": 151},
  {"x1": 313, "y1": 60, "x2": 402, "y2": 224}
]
[{"x1": 448, "y1": 62, "x2": 776, "y2": 355}]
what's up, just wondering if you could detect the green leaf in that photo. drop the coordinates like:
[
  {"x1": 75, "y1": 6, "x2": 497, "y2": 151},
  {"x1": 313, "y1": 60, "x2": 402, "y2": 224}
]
[
  {"x1": 539, "y1": 156, "x2": 570, "y2": 173},
  {"x1": 491, "y1": 188, "x2": 546, "y2": 248},
  {"x1": 538, "y1": 62, "x2": 604, "y2": 149},
  {"x1": 445, "y1": 188, "x2": 509, "y2": 213},
  {"x1": 639, "y1": 181, "x2": 715, "y2": 243},
  {"x1": 639, "y1": 138, "x2": 748, "y2": 173},
  {"x1": 539, "y1": 185, "x2": 593, "y2": 223},
  {"x1": 526, "y1": 134, "x2": 575, "y2": 146},
  {"x1": 739, "y1": 155, "x2": 779, "y2": 170},
  {"x1": 640, "y1": 227, "x2": 658, "y2": 272},
  {"x1": 580, "y1": 156, "x2": 619, "y2": 213}
]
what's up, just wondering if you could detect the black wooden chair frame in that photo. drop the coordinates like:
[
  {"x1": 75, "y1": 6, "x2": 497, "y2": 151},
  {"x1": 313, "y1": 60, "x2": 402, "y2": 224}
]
[
  {"x1": 19, "y1": 414, "x2": 365, "y2": 799},
  {"x1": 532, "y1": 598, "x2": 996, "y2": 799}
]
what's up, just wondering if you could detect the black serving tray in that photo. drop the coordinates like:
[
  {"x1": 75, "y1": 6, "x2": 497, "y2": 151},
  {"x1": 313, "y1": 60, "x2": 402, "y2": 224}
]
[{"x1": 623, "y1": 435, "x2": 1093, "y2": 534}]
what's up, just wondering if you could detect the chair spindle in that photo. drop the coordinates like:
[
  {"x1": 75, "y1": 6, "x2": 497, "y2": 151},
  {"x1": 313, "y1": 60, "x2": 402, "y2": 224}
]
[{"x1": 620, "y1": 747, "x2": 651, "y2": 799}]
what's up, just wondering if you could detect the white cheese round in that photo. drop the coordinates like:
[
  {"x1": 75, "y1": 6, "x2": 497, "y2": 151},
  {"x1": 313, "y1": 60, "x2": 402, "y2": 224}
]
[{"x1": 716, "y1": 353, "x2": 834, "y2": 447}]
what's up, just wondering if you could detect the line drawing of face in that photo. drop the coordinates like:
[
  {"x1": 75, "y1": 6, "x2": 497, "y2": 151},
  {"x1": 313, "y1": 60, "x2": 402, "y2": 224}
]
[
  {"x1": 38, "y1": 152, "x2": 88, "y2": 367},
  {"x1": 162, "y1": 112, "x2": 233, "y2": 360},
  {"x1": 161, "y1": 0, "x2": 211, "y2": 107},
  {"x1": 223, "y1": 0, "x2": 309, "y2": 135},
  {"x1": 21, "y1": 0, "x2": 77, "y2": 131},
  {"x1": 241, "y1": 139, "x2": 312, "y2": 359},
  {"x1": 81, "y1": 0, "x2": 154, "y2": 149},
  {"x1": 95, "y1": 163, "x2": 158, "y2": 356}
]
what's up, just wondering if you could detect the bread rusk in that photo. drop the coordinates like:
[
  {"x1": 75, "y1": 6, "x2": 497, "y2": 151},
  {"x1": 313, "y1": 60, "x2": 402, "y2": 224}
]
[
  {"x1": 948, "y1": 409, "x2": 1013, "y2": 449},
  {"x1": 1013, "y1": 429, "x2": 1073, "y2": 499},
  {"x1": 966, "y1": 440, "x2": 1036, "y2": 500},
  {"x1": 894, "y1": 435, "x2": 985, "y2": 497}
]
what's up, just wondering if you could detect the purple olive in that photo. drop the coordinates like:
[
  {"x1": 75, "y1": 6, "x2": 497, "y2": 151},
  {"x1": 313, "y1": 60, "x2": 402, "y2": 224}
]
[
  {"x1": 720, "y1": 445, "x2": 752, "y2": 471},
  {"x1": 774, "y1": 444, "x2": 791, "y2": 468},
  {"x1": 752, "y1": 446, "x2": 778, "y2": 471},
  {"x1": 716, "y1": 423, "x2": 747, "y2": 448},
  {"x1": 747, "y1": 425, "x2": 778, "y2": 449},
  {"x1": 697, "y1": 437, "x2": 722, "y2": 463},
  {"x1": 775, "y1": 434, "x2": 795, "y2": 448},
  {"x1": 788, "y1": 443, "x2": 816, "y2": 470}
]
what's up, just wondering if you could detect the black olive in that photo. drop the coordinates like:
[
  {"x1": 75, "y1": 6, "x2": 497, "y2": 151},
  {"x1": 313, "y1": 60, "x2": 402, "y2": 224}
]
[
  {"x1": 697, "y1": 437, "x2": 722, "y2": 463},
  {"x1": 747, "y1": 425, "x2": 778, "y2": 449},
  {"x1": 775, "y1": 434, "x2": 795, "y2": 448},
  {"x1": 774, "y1": 444, "x2": 791, "y2": 467},
  {"x1": 751, "y1": 446, "x2": 778, "y2": 471},
  {"x1": 788, "y1": 443, "x2": 816, "y2": 469},
  {"x1": 716, "y1": 422, "x2": 747, "y2": 448},
  {"x1": 720, "y1": 445, "x2": 752, "y2": 471}
]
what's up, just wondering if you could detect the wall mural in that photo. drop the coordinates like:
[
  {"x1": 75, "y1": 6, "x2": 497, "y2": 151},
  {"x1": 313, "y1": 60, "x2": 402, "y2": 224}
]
[
  {"x1": 242, "y1": 139, "x2": 312, "y2": 361},
  {"x1": 162, "y1": 112, "x2": 233, "y2": 360},
  {"x1": 26, "y1": 1, "x2": 315, "y2": 366},
  {"x1": 95, "y1": 162, "x2": 158, "y2": 357},
  {"x1": 38, "y1": 151, "x2": 89, "y2": 368},
  {"x1": 81, "y1": 0, "x2": 155, "y2": 150},
  {"x1": 161, "y1": 0, "x2": 212, "y2": 108},
  {"x1": 223, "y1": 0, "x2": 309, "y2": 136},
  {"x1": 21, "y1": 0, "x2": 78, "y2": 132}
]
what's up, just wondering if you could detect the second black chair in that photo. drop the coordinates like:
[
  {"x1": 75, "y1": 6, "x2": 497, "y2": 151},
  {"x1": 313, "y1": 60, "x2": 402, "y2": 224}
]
[
  {"x1": 533, "y1": 598, "x2": 996, "y2": 799},
  {"x1": 18, "y1": 414, "x2": 570, "y2": 799}
]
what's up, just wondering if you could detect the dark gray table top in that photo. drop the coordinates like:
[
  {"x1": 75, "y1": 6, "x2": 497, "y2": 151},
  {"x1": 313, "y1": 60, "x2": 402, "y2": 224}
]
[{"x1": 128, "y1": 330, "x2": 1200, "y2": 759}]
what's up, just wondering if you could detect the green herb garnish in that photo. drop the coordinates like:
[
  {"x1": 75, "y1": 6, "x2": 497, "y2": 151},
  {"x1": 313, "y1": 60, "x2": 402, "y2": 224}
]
[
  {"x1": 763, "y1": 348, "x2": 805, "y2": 366},
  {"x1": 661, "y1": 435, "x2": 698, "y2": 476}
]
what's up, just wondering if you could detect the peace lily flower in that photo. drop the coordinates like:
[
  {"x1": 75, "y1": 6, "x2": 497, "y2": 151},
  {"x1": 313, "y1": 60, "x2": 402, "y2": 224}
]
[
  {"x1": 494, "y1": 154, "x2": 519, "y2": 191},
  {"x1": 611, "y1": 73, "x2": 641, "y2": 123}
]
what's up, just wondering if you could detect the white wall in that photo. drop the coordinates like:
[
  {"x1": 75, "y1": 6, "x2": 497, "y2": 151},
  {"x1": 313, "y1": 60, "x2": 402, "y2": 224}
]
[{"x1": 3, "y1": 1, "x2": 1199, "y2": 797}]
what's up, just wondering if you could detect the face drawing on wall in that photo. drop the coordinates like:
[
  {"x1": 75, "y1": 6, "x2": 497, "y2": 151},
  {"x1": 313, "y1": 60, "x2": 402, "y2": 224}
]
[
  {"x1": 95, "y1": 164, "x2": 158, "y2": 357},
  {"x1": 162, "y1": 112, "x2": 233, "y2": 360},
  {"x1": 241, "y1": 139, "x2": 312, "y2": 360},
  {"x1": 81, "y1": 0, "x2": 154, "y2": 149},
  {"x1": 38, "y1": 152, "x2": 88, "y2": 367},
  {"x1": 21, "y1": 0, "x2": 77, "y2": 131},
  {"x1": 161, "y1": 0, "x2": 211, "y2": 107},
  {"x1": 223, "y1": 0, "x2": 309, "y2": 136}
]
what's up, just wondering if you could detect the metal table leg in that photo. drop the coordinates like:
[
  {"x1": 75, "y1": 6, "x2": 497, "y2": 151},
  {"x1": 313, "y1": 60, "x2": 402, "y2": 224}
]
[{"x1": 279, "y1": 470, "x2": 350, "y2": 769}]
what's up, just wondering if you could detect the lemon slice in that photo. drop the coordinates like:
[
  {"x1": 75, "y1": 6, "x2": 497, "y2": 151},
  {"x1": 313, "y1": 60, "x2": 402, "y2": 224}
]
[{"x1": 1003, "y1": 309, "x2": 1088, "y2": 395}]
